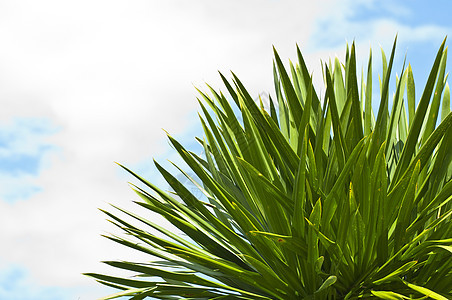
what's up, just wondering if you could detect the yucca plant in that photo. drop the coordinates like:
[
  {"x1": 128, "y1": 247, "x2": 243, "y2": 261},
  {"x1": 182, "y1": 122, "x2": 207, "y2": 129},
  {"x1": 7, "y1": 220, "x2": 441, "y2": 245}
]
[{"x1": 86, "y1": 37, "x2": 452, "y2": 299}]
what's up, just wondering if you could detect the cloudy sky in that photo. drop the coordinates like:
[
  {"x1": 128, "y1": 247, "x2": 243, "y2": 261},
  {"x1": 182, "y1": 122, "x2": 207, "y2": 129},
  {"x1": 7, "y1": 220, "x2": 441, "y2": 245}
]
[{"x1": 0, "y1": 0, "x2": 451, "y2": 299}]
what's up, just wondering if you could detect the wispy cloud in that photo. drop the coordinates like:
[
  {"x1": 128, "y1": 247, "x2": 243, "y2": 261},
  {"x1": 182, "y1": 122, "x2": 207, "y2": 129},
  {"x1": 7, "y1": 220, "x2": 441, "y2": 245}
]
[
  {"x1": 0, "y1": 118, "x2": 59, "y2": 202},
  {"x1": 0, "y1": 263, "x2": 67, "y2": 300}
]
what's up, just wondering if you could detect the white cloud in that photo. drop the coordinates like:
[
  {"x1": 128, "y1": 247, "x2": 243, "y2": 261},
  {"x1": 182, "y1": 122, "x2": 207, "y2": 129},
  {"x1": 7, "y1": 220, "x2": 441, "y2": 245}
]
[
  {"x1": 0, "y1": 0, "x2": 450, "y2": 298},
  {"x1": 0, "y1": 173, "x2": 41, "y2": 202},
  {"x1": 0, "y1": 264, "x2": 66, "y2": 300}
]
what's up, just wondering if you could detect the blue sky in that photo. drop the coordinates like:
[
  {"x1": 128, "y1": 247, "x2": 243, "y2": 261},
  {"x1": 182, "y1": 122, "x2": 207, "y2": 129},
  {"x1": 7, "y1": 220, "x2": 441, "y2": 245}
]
[
  {"x1": 0, "y1": 0, "x2": 451, "y2": 299},
  {"x1": 0, "y1": 118, "x2": 58, "y2": 202}
]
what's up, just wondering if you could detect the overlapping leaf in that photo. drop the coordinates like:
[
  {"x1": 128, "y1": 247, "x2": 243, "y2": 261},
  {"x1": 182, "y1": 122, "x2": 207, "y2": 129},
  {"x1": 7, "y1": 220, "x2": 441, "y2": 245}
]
[{"x1": 87, "y1": 37, "x2": 452, "y2": 299}]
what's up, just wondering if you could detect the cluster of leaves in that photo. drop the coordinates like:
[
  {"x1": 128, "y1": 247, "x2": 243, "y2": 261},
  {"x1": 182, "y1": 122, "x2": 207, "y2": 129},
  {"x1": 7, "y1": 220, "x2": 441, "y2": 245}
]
[{"x1": 86, "y1": 37, "x2": 452, "y2": 299}]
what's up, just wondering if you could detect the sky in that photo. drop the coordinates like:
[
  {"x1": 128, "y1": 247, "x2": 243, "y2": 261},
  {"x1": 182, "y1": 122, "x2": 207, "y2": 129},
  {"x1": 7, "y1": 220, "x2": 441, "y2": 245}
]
[{"x1": 0, "y1": 0, "x2": 451, "y2": 299}]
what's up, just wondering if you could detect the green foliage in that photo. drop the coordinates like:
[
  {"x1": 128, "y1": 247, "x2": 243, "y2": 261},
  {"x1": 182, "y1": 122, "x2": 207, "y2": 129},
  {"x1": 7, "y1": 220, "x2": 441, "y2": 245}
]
[{"x1": 86, "y1": 37, "x2": 452, "y2": 299}]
